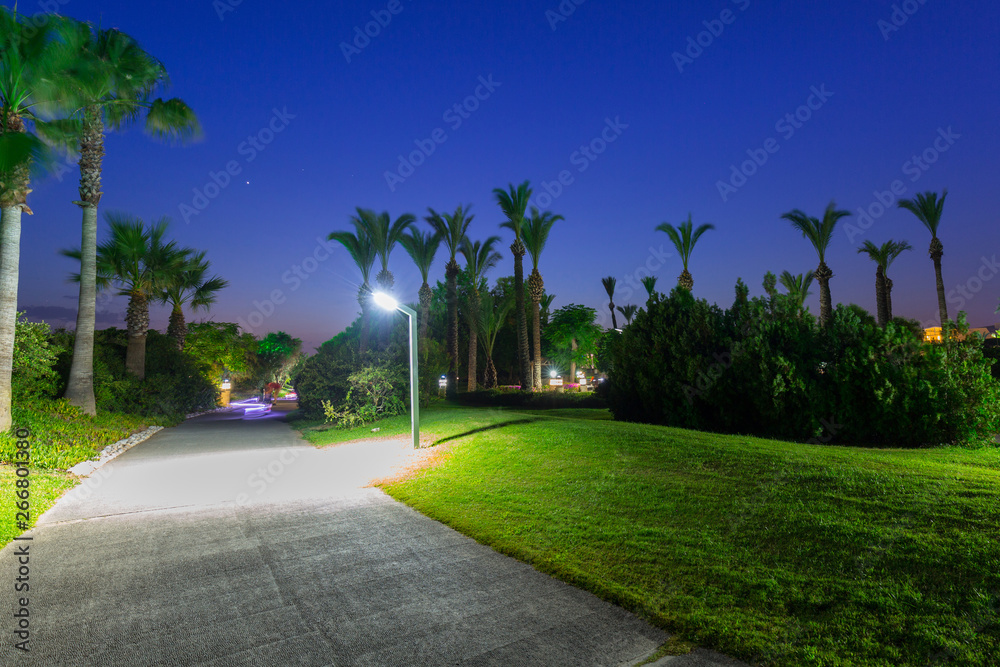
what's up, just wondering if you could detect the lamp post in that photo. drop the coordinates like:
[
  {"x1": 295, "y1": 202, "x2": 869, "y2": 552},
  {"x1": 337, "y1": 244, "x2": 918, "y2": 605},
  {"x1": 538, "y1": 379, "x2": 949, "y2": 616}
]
[{"x1": 372, "y1": 291, "x2": 420, "y2": 449}]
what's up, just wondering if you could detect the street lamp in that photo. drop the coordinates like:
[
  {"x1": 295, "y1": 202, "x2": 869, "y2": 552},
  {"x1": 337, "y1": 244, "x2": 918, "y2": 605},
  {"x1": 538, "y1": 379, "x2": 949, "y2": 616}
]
[{"x1": 372, "y1": 291, "x2": 420, "y2": 449}]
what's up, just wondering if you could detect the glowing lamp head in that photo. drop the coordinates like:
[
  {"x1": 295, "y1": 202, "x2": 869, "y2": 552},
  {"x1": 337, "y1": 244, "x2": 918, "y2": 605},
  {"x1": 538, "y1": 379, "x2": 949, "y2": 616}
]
[
  {"x1": 372, "y1": 291, "x2": 398, "y2": 311},
  {"x1": 549, "y1": 369, "x2": 557, "y2": 378}
]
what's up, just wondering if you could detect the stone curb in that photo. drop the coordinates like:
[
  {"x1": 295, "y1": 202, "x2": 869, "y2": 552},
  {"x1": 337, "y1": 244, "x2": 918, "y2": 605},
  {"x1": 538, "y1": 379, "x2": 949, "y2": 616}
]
[{"x1": 67, "y1": 425, "x2": 164, "y2": 478}]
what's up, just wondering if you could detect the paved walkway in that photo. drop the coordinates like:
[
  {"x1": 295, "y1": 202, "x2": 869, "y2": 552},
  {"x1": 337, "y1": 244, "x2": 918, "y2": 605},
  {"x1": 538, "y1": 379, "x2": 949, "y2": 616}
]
[{"x1": 2, "y1": 408, "x2": 747, "y2": 666}]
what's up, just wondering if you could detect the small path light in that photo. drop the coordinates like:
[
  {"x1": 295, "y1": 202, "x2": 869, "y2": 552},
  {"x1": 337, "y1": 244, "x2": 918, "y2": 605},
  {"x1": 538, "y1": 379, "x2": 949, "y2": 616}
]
[{"x1": 373, "y1": 291, "x2": 420, "y2": 449}]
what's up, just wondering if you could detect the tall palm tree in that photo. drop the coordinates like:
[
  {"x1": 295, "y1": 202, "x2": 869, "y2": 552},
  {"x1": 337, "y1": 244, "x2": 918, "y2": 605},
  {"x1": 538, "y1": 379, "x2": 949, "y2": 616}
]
[
  {"x1": 857, "y1": 240, "x2": 912, "y2": 325},
  {"x1": 494, "y1": 180, "x2": 533, "y2": 390},
  {"x1": 63, "y1": 213, "x2": 187, "y2": 379},
  {"x1": 60, "y1": 25, "x2": 200, "y2": 414},
  {"x1": 0, "y1": 9, "x2": 84, "y2": 430},
  {"x1": 601, "y1": 276, "x2": 618, "y2": 329},
  {"x1": 655, "y1": 214, "x2": 715, "y2": 290},
  {"x1": 641, "y1": 276, "x2": 658, "y2": 306},
  {"x1": 617, "y1": 304, "x2": 638, "y2": 325},
  {"x1": 398, "y1": 227, "x2": 441, "y2": 349},
  {"x1": 781, "y1": 201, "x2": 851, "y2": 327},
  {"x1": 328, "y1": 218, "x2": 376, "y2": 355},
  {"x1": 426, "y1": 205, "x2": 473, "y2": 398},
  {"x1": 353, "y1": 208, "x2": 415, "y2": 293},
  {"x1": 778, "y1": 271, "x2": 815, "y2": 312},
  {"x1": 522, "y1": 207, "x2": 563, "y2": 389},
  {"x1": 898, "y1": 191, "x2": 949, "y2": 325},
  {"x1": 478, "y1": 292, "x2": 513, "y2": 390},
  {"x1": 159, "y1": 251, "x2": 228, "y2": 349},
  {"x1": 461, "y1": 236, "x2": 502, "y2": 391}
]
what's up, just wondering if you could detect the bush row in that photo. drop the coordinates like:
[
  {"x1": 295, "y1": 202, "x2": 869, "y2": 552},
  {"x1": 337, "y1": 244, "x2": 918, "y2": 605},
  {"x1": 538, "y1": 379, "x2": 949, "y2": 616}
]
[{"x1": 602, "y1": 287, "x2": 1000, "y2": 447}]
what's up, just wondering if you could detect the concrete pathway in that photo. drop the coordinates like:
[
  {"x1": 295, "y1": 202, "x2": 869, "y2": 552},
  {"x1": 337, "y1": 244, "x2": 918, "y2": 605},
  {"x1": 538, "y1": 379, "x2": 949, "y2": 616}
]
[{"x1": 2, "y1": 407, "x2": 748, "y2": 666}]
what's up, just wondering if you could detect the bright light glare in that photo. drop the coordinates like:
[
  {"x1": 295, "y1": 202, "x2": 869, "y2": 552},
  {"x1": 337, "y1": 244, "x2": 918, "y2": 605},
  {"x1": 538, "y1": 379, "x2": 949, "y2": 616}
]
[
  {"x1": 549, "y1": 369, "x2": 557, "y2": 378},
  {"x1": 372, "y1": 291, "x2": 398, "y2": 311}
]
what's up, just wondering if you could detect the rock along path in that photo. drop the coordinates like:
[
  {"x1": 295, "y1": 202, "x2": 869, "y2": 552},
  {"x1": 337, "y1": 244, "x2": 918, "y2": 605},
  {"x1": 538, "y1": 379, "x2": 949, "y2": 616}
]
[{"x1": 1, "y1": 406, "x2": 747, "y2": 666}]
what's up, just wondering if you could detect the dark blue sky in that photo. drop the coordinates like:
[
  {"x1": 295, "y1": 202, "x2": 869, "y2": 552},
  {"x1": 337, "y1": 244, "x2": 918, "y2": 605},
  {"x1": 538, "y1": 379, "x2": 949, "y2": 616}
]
[{"x1": 16, "y1": 0, "x2": 1000, "y2": 351}]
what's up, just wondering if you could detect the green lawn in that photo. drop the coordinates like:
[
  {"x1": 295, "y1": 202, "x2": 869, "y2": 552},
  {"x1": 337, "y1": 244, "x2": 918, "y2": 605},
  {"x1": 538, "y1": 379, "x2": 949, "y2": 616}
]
[
  {"x1": 303, "y1": 404, "x2": 1000, "y2": 666},
  {"x1": 0, "y1": 465, "x2": 78, "y2": 547}
]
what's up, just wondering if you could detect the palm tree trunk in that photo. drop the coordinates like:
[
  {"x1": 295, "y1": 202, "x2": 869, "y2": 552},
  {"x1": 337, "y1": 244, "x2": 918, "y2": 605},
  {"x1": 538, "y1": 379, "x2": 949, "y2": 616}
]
[
  {"x1": 445, "y1": 258, "x2": 459, "y2": 399},
  {"x1": 532, "y1": 299, "x2": 542, "y2": 389},
  {"x1": 418, "y1": 282, "x2": 431, "y2": 350},
  {"x1": 64, "y1": 108, "x2": 104, "y2": 414},
  {"x1": 885, "y1": 277, "x2": 894, "y2": 321},
  {"x1": 167, "y1": 305, "x2": 187, "y2": 349},
  {"x1": 0, "y1": 205, "x2": 22, "y2": 431},
  {"x1": 483, "y1": 354, "x2": 497, "y2": 389},
  {"x1": 608, "y1": 302, "x2": 617, "y2": 329},
  {"x1": 512, "y1": 241, "x2": 531, "y2": 390},
  {"x1": 815, "y1": 262, "x2": 833, "y2": 327},
  {"x1": 125, "y1": 292, "x2": 149, "y2": 379},
  {"x1": 930, "y1": 238, "x2": 948, "y2": 324},
  {"x1": 569, "y1": 337, "x2": 577, "y2": 384},
  {"x1": 64, "y1": 207, "x2": 99, "y2": 413},
  {"x1": 467, "y1": 292, "x2": 479, "y2": 392},
  {"x1": 875, "y1": 266, "x2": 888, "y2": 327},
  {"x1": 358, "y1": 286, "x2": 370, "y2": 356}
]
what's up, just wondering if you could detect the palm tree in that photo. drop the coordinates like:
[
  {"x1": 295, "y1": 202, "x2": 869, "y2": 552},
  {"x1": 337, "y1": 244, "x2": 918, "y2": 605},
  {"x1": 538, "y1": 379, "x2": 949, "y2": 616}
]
[
  {"x1": 478, "y1": 292, "x2": 513, "y2": 389},
  {"x1": 781, "y1": 202, "x2": 851, "y2": 327},
  {"x1": 63, "y1": 213, "x2": 187, "y2": 379},
  {"x1": 426, "y1": 205, "x2": 473, "y2": 398},
  {"x1": 398, "y1": 227, "x2": 441, "y2": 350},
  {"x1": 328, "y1": 218, "x2": 377, "y2": 355},
  {"x1": 539, "y1": 293, "x2": 555, "y2": 328},
  {"x1": 898, "y1": 191, "x2": 949, "y2": 325},
  {"x1": 522, "y1": 207, "x2": 563, "y2": 389},
  {"x1": 159, "y1": 251, "x2": 228, "y2": 349},
  {"x1": 778, "y1": 271, "x2": 815, "y2": 312},
  {"x1": 353, "y1": 208, "x2": 415, "y2": 293},
  {"x1": 641, "y1": 276, "x2": 658, "y2": 306},
  {"x1": 461, "y1": 236, "x2": 502, "y2": 391},
  {"x1": 1, "y1": 9, "x2": 84, "y2": 430},
  {"x1": 617, "y1": 304, "x2": 638, "y2": 325},
  {"x1": 857, "y1": 240, "x2": 912, "y2": 325},
  {"x1": 494, "y1": 180, "x2": 533, "y2": 390},
  {"x1": 601, "y1": 276, "x2": 618, "y2": 329},
  {"x1": 655, "y1": 214, "x2": 715, "y2": 290},
  {"x1": 61, "y1": 26, "x2": 200, "y2": 414}
]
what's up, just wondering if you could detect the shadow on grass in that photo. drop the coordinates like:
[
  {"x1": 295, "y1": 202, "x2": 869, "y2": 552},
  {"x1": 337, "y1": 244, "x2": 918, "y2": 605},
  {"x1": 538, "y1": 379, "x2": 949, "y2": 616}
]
[{"x1": 434, "y1": 418, "x2": 539, "y2": 445}]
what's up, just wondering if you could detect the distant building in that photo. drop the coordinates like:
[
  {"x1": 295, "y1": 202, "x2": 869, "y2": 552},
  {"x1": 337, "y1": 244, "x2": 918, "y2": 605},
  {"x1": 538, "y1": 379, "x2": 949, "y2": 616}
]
[{"x1": 923, "y1": 325, "x2": 998, "y2": 343}]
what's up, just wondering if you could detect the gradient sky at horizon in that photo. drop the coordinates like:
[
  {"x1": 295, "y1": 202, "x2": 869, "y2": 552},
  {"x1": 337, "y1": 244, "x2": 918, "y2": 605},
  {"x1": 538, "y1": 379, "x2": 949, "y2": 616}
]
[{"x1": 12, "y1": 0, "x2": 1000, "y2": 352}]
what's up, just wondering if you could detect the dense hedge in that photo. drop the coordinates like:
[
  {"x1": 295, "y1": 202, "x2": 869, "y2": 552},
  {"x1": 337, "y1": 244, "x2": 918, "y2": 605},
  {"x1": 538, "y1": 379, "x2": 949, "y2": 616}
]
[
  {"x1": 603, "y1": 287, "x2": 1000, "y2": 447},
  {"x1": 52, "y1": 328, "x2": 218, "y2": 418},
  {"x1": 454, "y1": 389, "x2": 606, "y2": 409}
]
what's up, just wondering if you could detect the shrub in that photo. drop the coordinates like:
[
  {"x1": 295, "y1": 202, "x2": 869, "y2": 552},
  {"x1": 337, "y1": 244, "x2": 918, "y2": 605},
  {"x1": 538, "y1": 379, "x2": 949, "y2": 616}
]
[
  {"x1": 605, "y1": 286, "x2": 1000, "y2": 447},
  {"x1": 13, "y1": 314, "x2": 63, "y2": 399},
  {"x1": 53, "y1": 328, "x2": 218, "y2": 419},
  {"x1": 322, "y1": 365, "x2": 407, "y2": 428},
  {"x1": 455, "y1": 389, "x2": 606, "y2": 409}
]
